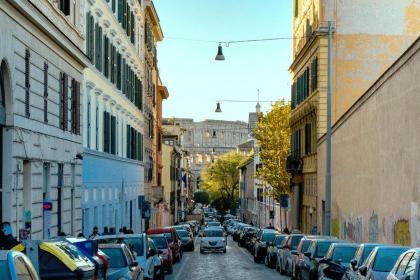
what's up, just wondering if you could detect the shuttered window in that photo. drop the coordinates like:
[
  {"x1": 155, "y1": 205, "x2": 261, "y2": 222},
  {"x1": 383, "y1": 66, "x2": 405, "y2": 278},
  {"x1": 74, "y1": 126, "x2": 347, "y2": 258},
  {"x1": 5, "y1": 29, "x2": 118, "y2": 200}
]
[
  {"x1": 87, "y1": 95, "x2": 91, "y2": 148},
  {"x1": 70, "y1": 79, "x2": 80, "y2": 134},
  {"x1": 111, "y1": 115, "x2": 116, "y2": 154},
  {"x1": 112, "y1": 0, "x2": 116, "y2": 13},
  {"x1": 126, "y1": 124, "x2": 131, "y2": 158},
  {"x1": 24, "y1": 49, "x2": 30, "y2": 117},
  {"x1": 131, "y1": 13, "x2": 135, "y2": 44},
  {"x1": 305, "y1": 123, "x2": 312, "y2": 155},
  {"x1": 116, "y1": 53, "x2": 122, "y2": 90},
  {"x1": 86, "y1": 12, "x2": 94, "y2": 62},
  {"x1": 110, "y1": 45, "x2": 115, "y2": 83},
  {"x1": 59, "y1": 72, "x2": 68, "y2": 130},
  {"x1": 118, "y1": 0, "x2": 123, "y2": 23},
  {"x1": 126, "y1": 4, "x2": 131, "y2": 37},
  {"x1": 311, "y1": 57, "x2": 318, "y2": 92},
  {"x1": 103, "y1": 112, "x2": 110, "y2": 153},
  {"x1": 58, "y1": 0, "x2": 70, "y2": 16},
  {"x1": 104, "y1": 35, "x2": 109, "y2": 78},
  {"x1": 43, "y1": 62, "x2": 48, "y2": 123},
  {"x1": 95, "y1": 23, "x2": 102, "y2": 71}
]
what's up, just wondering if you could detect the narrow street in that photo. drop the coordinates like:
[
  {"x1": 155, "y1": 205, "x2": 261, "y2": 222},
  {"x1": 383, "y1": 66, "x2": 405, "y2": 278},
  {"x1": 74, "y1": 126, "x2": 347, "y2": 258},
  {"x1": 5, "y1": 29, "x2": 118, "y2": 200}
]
[{"x1": 167, "y1": 236, "x2": 288, "y2": 280}]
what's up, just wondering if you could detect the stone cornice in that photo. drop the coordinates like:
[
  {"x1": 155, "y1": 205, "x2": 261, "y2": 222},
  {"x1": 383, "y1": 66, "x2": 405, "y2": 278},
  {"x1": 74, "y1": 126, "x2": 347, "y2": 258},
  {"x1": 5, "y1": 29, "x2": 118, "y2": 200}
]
[{"x1": 85, "y1": 80, "x2": 96, "y2": 90}]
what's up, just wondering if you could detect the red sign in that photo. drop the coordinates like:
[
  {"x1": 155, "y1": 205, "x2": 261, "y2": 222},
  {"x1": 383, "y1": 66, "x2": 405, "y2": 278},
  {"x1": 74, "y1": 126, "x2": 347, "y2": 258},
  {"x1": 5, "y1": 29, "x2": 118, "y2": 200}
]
[{"x1": 43, "y1": 201, "x2": 53, "y2": 211}]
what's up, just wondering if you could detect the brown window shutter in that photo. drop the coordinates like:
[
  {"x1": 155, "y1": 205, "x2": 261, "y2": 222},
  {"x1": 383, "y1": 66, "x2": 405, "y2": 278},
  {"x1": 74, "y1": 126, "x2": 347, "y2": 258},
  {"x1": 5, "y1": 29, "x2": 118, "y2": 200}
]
[{"x1": 63, "y1": 73, "x2": 68, "y2": 131}]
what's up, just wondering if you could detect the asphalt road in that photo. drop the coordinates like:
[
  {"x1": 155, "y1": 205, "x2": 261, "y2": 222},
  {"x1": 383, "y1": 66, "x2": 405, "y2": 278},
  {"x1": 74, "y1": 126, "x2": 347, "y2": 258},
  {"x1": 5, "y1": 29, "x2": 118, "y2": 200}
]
[{"x1": 166, "y1": 236, "x2": 289, "y2": 280}]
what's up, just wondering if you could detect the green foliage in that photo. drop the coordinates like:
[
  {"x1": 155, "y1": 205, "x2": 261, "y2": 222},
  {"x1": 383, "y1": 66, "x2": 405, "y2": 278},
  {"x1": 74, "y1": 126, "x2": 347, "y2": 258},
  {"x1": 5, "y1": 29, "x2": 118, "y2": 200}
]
[
  {"x1": 254, "y1": 100, "x2": 291, "y2": 198},
  {"x1": 193, "y1": 190, "x2": 210, "y2": 205},
  {"x1": 201, "y1": 152, "x2": 247, "y2": 213}
]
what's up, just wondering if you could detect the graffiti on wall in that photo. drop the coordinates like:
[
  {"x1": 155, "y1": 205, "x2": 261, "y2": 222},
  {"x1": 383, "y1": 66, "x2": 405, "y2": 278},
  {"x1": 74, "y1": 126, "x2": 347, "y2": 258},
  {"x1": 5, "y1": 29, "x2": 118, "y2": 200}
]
[
  {"x1": 369, "y1": 211, "x2": 378, "y2": 243},
  {"x1": 394, "y1": 219, "x2": 410, "y2": 246},
  {"x1": 343, "y1": 216, "x2": 363, "y2": 243},
  {"x1": 332, "y1": 218, "x2": 340, "y2": 238}
]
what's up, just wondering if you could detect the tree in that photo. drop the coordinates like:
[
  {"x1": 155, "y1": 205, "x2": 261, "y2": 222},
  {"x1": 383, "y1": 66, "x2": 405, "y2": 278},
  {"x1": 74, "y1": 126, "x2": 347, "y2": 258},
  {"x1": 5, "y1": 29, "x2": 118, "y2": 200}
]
[
  {"x1": 254, "y1": 100, "x2": 291, "y2": 199},
  {"x1": 193, "y1": 190, "x2": 210, "y2": 205},
  {"x1": 201, "y1": 152, "x2": 247, "y2": 213}
]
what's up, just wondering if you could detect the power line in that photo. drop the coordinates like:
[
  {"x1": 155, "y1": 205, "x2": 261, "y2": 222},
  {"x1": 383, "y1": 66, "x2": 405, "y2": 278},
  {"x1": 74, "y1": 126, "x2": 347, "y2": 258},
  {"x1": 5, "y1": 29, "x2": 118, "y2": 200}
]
[{"x1": 165, "y1": 35, "x2": 310, "y2": 46}]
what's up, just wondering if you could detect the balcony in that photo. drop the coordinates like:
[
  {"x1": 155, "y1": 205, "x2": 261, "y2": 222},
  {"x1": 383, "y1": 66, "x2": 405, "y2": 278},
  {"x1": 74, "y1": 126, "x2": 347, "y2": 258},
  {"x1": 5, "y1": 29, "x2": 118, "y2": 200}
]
[{"x1": 286, "y1": 155, "x2": 303, "y2": 173}]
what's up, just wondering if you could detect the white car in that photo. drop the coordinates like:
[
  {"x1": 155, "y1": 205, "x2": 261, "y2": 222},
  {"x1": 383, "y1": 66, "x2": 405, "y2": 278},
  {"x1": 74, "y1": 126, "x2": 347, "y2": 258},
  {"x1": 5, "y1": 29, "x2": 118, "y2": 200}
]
[{"x1": 200, "y1": 228, "x2": 227, "y2": 253}]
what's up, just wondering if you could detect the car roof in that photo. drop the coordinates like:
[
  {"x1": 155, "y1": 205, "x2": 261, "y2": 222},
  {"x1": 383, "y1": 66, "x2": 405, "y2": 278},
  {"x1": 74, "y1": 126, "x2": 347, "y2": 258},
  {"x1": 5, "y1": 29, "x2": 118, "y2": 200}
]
[
  {"x1": 99, "y1": 243, "x2": 125, "y2": 249},
  {"x1": 149, "y1": 234, "x2": 166, "y2": 238},
  {"x1": 376, "y1": 245, "x2": 410, "y2": 251},
  {"x1": 204, "y1": 227, "x2": 223, "y2": 231},
  {"x1": 330, "y1": 243, "x2": 359, "y2": 248},
  {"x1": 96, "y1": 233, "x2": 145, "y2": 240},
  {"x1": 146, "y1": 227, "x2": 175, "y2": 233}
]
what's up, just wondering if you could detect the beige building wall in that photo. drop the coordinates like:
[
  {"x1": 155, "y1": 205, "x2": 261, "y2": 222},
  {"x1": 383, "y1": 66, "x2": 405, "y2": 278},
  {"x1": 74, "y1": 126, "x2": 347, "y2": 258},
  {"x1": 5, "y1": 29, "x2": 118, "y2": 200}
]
[{"x1": 317, "y1": 38, "x2": 420, "y2": 246}]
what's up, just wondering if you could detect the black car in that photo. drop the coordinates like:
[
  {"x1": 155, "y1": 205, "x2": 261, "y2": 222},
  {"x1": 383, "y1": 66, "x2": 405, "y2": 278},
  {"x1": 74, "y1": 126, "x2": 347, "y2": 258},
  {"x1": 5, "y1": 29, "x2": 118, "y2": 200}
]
[
  {"x1": 233, "y1": 224, "x2": 249, "y2": 242},
  {"x1": 238, "y1": 227, "x2": 258, "y2": 247},
  {"x1": 265, "y1": 234, "x2": 288, "y2": 268},
  {"x1": 176, "y1": 229, "x2": 194, "y2": 251},
  {"x1": 298, "y1": 239, "x2": 345, "y2": 280},
  {"x1": 253, "y1": 229, "x2": 279, "y2": 263}
]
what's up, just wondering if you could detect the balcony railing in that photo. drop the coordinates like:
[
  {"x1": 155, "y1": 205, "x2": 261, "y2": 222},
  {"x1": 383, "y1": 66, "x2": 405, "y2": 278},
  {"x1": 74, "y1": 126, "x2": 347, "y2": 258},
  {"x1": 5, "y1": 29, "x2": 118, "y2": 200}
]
[{"x1": 286, "y1": 155, "x2": 303, "y2": 173}]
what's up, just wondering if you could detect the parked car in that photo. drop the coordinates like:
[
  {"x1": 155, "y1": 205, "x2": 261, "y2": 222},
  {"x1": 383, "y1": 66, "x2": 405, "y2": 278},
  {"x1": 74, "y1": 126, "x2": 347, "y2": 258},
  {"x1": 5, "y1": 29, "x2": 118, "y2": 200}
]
[
  {"x1": 298, "y1": 239, "x2": 345, "y2": 280},
  {"x1": 173, "y1": 225, "x2": 193, "y2": 238},
  {"x1": 254, "y1": 229, "x2": 279, "y2": 263},
  {"x1": 38, "y1": 241, "x2": 96, "y2": 280},
  {"x1": 318, "y1": 243, "x2": 359, "y2": 280},
  {"x1": 149, "y1": 234, "x2": 173, "y2": 274},
  {"x1": 206, "y1": 221, "x2": 222, "y2": 228},
  {"x1": 233, "y1": 223, "x2": 249, "y2": 242},
  {"x1": 292, "y1": 236, "x2": 333, "y2": 279},
  {"x1": 388, "y1": 248, "x2": 420, "y2": 280},
  {"x1": 99, "y1": 243, "x2": 144, "y2": 280},
  {"x1": 200, "y1": 228, "x2": 227, "y2": 253},
  {"x1": 278, "y1": 234, "x2": 304, "y2": 276},
  {"x1": 0, "y1": 250, "x2": 40, "y2": 280},
  {"x1": 358, "y1": 246, "x2": 410, "y2": 280},
  {"x1": 176, "y1": 229, "x2": 194, "y2": 251},
  {"x1": 146, "y1": 228, "x2": 182, "y2": 263},
  {"x1": 348, "y1": 243, "x2": 385, "y2": 279},
  {"x1": 97, "y1": 234, "x2": 156, "y2": 280},
  {"x1": 238, "y1": 227, "x2": 258, "y2": 248},
  {"x1": 265, "y1": 234, "x2": 288, "y2": 268}
]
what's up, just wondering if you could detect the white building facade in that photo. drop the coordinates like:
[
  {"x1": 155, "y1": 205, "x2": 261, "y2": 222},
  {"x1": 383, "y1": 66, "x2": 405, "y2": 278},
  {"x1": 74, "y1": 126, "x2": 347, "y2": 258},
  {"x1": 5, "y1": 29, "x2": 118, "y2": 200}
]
[
  {"x1": 82, "y1": 0, "x2": 145, "y2": 235},
  {"x1": 0, "y1": 0, "x2": 87, "y2": 239}
]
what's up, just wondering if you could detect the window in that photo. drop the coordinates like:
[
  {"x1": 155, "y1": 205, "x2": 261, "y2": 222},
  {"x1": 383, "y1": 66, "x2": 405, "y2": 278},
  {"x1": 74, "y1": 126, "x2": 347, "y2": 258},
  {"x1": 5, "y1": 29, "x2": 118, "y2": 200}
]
[
  {"x1": 86, "y1": 12, "x2": 94, "y2": 62},
  {"x1": 24, "y1": 49, "x2": 30, "y2": 117},
  {"x1": 95, "y1": 23, "x2": 102, "y2": 71},
  {"x1": 103, "y1": 112, "x2": 110, "y2": 153},
  {"x1": 95, "y1": 104, "x2": 99, "y2": 150},
  {"x1": 111, "y1": 115, "x2": 116, "y2": 154},
  {"x1": 87, "y1": 95, "x2": 91, "y2": 148},
  {"x1": 305, "y1": 123, "x2": 312, "y2": 155},
  {"x1": 404, "y1": 253, "x2": 418, "y2": 278},
  {"x1": 395, "y1": 253, "x2": 413, "y2": 277},
  {"x1": 14, "y1": 256, "x2": 33, "y2": 280},
  {"x1": 311, "y1": 57, "x2": 318, "y2": 92},
  {"x1": 43, "y1": 62, "x2": 48, "y2": 123},
  {"x1": 71, "y1": 78, "x2": 80, "y2": 134},
  {"x1": 104, "y1": 35, "x2": 109, "y2": 78},
  {"x1": 58, "y1": 0, "x2": 70, "y2": 16},
  {"x1": 59, "y1": 72, "x2": 68, "y2": 130},
  {"x1": 57, "y1": 163, "x2": 64, "y2": 234}
]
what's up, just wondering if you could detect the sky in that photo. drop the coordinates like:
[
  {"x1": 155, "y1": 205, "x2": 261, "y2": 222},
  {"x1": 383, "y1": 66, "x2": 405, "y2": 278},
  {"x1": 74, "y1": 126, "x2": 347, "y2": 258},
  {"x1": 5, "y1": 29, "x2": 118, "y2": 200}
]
[{"x1": 154, "y1": 0, "x2": 293, "y2": 122}]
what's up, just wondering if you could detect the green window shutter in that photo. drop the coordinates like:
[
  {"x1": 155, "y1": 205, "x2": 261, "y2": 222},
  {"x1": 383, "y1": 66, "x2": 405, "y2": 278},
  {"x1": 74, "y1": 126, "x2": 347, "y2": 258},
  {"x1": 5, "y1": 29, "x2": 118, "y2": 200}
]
[
  {"x1": 126, "y1": 4, "x2": 131, "y2": 36},
  {"x1": 112, "y1": 0, "x2": 116, "y2": 13},
  {"x1": 103, "y1": 35, "x2": 108, "y2": 77},
  {"x1": 131, "y1": 13, "x2": 135, "y2": 44},
  {"x1": 131, "y1": 127, "x2": 135, "y2": 159},
  {"x1": 122, "y1": 0, "x2": 127, "y2": 29},
  {"x1": 118, "y1": 0, "x2": 123, "y2": 23},
  {"x1": 126, "y1": 124, "x2": 130, "y2": 158},
  {"x1": 110, "y1": 45, "x2": 114, "y2": 83},
  {"x1": 117, "y1": 53, "x2": 122, "y2": 90},
  {"x1": 103, "y1": 112, "x2": 109, "y2": 153},
  {"x1": 24, "y1": 49, "x2": 31, "y2": 118},
  {"x1": 111, "y1": 115, "x2": 116, "y2": 154}
]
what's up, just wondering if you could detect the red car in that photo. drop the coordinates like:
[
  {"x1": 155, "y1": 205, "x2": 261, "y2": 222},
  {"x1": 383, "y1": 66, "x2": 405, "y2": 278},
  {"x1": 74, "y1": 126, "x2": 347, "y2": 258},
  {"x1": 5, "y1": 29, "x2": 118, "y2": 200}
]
[
  {"x1": 146, "y1": 227, "x2": 183, "y2": 263},
  {"x1": 149, "y1": 234, "x2": 174, "y2": 274}
]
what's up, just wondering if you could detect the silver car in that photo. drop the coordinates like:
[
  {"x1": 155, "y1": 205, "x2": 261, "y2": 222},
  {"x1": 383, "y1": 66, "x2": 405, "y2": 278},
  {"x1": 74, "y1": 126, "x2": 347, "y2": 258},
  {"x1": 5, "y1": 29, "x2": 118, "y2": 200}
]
[{"x1": 200, "y1": 228, "x2": 227, "y2": 253}]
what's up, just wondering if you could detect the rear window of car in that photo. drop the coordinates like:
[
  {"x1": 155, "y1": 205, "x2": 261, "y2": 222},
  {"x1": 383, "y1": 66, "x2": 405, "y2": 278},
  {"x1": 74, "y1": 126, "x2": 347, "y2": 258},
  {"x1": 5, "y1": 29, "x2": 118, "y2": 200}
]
[
  {"x1": 292, "y1": 236, "x2": 303, "y2": 250},
  {"x1": 164, "y1": 232, "x2": 173, "y2": 243},
  {"x1": 275, "y1": 236, "x2": 286, "y2": 246},
  {"x1": 120, "y1": 237, "x2": 144, "y2": 257},
  {"x1": 373, "y1": 249, "x2": 407, "y2": 272},
  {"x1": 262, "y1": 232, "x2": 276, "y2": 242},
  {"x1": 332, "y1": 247, "x2": 358, "y2": 263},
  {"x1": 101, "y1": 248, "x2": 127, "y2": 268},
  {"x1": 208, "y1": 222, "x2": 221, "y2": 227},
  {"x1": 204, "y1": 230, "x2": 223, "y2": 237},
  {"x1": 150, "y1": 236, "x2": 168, "y2": 249},
  {"x1": 302, "y1": 240, "x2": 311, "y2": 252},
  {"x1": 177, "y1": 230, "x2": 189, "y2": 238},
  {"x1": 0, "y1": 260, "x2": 10, "y2": 279},
  {"x1": 316, "y1": 241, "x2": 334, "y2": 258}
]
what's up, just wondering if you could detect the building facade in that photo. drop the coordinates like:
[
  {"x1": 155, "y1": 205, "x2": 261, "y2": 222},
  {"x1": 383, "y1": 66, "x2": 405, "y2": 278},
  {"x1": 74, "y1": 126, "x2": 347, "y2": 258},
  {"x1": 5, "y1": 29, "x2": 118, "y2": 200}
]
[
  {"x1": 288, "y1": 0, "x2": 420, "y2": 234},
  {"x1": 143, "y1": 0, "x2": 163, "y2": 229},
  {"x1": 81, "y1": 0, "x2": 146, "y2": 235},
  {"x1": 318, "y1": 37, "x2": 420, "y2": 246},
  {"x1": 163, "y1": 118, "x2": 249, "y2": 192},
  {"x1": 0, "y1": 0, "x2": 87, "y2": 239}
]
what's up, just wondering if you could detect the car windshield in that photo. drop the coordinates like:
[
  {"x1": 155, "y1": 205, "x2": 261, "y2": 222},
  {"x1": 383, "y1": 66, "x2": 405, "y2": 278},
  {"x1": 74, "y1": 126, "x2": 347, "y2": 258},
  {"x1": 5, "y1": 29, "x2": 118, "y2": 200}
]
[
  {"x1": 177, "y1": 230, "x2": 189, "y2": 238},
  {"x1": 150, "y1": 236, "x2": 168, "y2": 249},
  {"x1": 164, "y1": 232, "x2": 173, "y2": 242},
  {"x1": 316, "y1": 242, "x2": 334, "y2": 258},
  {"x1": 208, "y1": 222, "x2": 221, "y2": 227},
  {"x1": 292, "y1": 236, "x2": 303, "y2": 249},
  {"x1": 120, "y1": 237, "x2": 144, "y2": 257},
  {"x1": 373, "y1": 249, "x2": 407, "y2": 272},
  {"x1": 101, "y1": 248, "x2": 127, "y2": 268},
  {"x1": 302, "y1": 240, "x2": 311, "y2": 252},
  {"x1": 262, "y1": 232, "x2": 276, "y2": 242},
  {"x1": 361, "y1": 246, "x2": 376, "y2": 264},
  {"x1": 275, "y1": 236, "x2": 286, "y2": 246},
  {"x1": 332, "y1": 247, "x2": 358, "y2": 263},
  {"x1": 204, "y1": 230, "x2": 223, "y2": 237}
]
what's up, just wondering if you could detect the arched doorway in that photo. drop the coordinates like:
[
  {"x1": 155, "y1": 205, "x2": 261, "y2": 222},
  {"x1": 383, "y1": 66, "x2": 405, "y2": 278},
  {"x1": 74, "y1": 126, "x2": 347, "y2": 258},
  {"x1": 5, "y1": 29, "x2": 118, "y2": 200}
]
[{"x1": 0, "y1": 59, "x2": 9, "y2": 223}]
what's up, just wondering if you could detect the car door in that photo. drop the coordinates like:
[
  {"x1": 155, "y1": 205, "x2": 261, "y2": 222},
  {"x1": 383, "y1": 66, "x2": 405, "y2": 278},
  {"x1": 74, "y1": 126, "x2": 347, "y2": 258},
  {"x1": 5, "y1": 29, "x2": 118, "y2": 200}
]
[
  {"x1": 13, "y1": 255, "x2": 39, "y2": 280},
  {"x1": 301, "y1": 241, "x2": 315, "y2": 280}
]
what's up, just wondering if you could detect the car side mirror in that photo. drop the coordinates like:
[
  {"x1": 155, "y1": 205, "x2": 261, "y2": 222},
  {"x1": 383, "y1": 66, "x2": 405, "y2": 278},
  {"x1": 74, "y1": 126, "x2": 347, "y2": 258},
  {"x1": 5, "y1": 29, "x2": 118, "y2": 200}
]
[
  {"x1": 350, "y1": 259, "x2": 357, "y2": 269},
  {"x1": 359, "y1": 265, "x2": 367, "y2": 277},
  {"x1": 130, "y1": 261, "x2": 138, "y2": 268}
]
